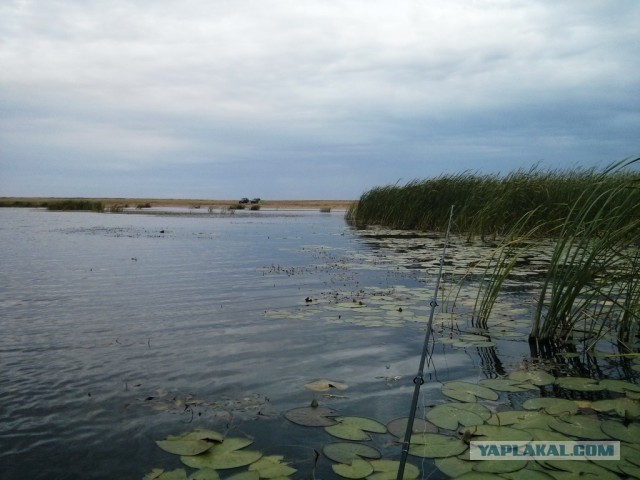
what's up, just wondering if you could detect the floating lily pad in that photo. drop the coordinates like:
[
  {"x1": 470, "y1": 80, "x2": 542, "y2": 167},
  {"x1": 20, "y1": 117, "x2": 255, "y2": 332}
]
[
  {"x1": 539, "y1": 460, "x2": 620, "y2": 479},
  {"x1": 441, "y1": 381, "x2": 499, "y2": 402},
  {"x1": 548, "y1": 415, "x2": 609, "y2": 440},
  {"x1": 367, "y1": 460, "x2": 419, "y2": 480},
  {"x1": 501, "y1": 469, "x2": 556, "y2": 480},
  {"x1": 598, "y1": 379, "x2": 640, "y2": 394},
  {"x1": 322, "y1": 442, "x2": 381, "y2": 464},
  {"x1": 443, "y1": 471, "x2": 496, "y2": 479},
  {"x1": 304, "y1": 379, "x2": 348, "y2": 391},
  {"x1": 465, "y1": 425, "x2": 533, "y2": 442},
  {"x1": 522, "y1": 398, "x2": 579, "y2": 415},
  {"x1": 248, "y1": 455, "x2": 297, "y2": 478},
  {"x1": 524, "y1": 428, "x2": 573, "y2": 442},
  {"x1": 224, "y1": 472, "x2": 260, "y2": 480},
  {"x1": 144, "y1": 469, "x2": 188, "y2": 480},
  {"x1": 188, "y1": 469, "x2": 220, "y2": 480},
  {"x1": 591, "y1": 397, "x2": 640, "y2": 417},
  {"x1": 156, "y1": 430, "x2": 223, "y2": 456},
  {"x1": 474, "y1": 459, "x2": 528, "y2": 474},
  {"x1": 386, "y1": 418, "x2": 437, "y2": 438},
  {"x1": 181, "y1": 438, "x2": 262, "y2": 470},
  {"x1": 620, "y1": 463, "x2": 640, "y2": 479},
  {"x1": 426, "y1": 402, "x2": 491, "y2": 430},
  {"x1": 284, "y1": 406, "x2": 338, "y2": 426},
  {"x1": 508, "y1": 370, "x2": 555, "y2": 386},
  {"x1": 487, "y1": 410, "x2": 555, "y2": 430},
  {"x1": 324, "y1": 416, "x2": 386, "y2": 440},
  {"x1": 554, "y1": 377, "x2": 605, "y2": 392},
  {"x1": 435, "y1": 456, "x2": 473, "y2": 477},
  {"x1": 623, "y1": 443, "x2": 640, "y2": 467},
  {"x1": 331, "y1": 459, "x2": 373, "y2": 479},
  {"x1": 601, "y1": 419, "x2": 640, "y2": 442},
  {"x1": 408, "y1": 433, "x2": 468, "y2": 458},
  {"x1": 479, "y1": 379, "x2": 538, "y2": 392}
]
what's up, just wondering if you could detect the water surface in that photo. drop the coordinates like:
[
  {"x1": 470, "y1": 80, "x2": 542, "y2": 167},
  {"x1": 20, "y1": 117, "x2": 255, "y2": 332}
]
[{"x1": 1, "y1": 208, "x2": 632, "y2": 479}]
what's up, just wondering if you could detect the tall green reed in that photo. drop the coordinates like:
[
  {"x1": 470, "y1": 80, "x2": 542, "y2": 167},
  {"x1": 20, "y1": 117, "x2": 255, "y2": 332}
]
[
  {"x1": 465, "y1": 158, "x2": 640, "y2": 347},
  {"x1": 350, "y1": 157, "x2": 640, "y2": 347},
  {"x1": 530, "y1": 159, "x2": 640, "y2": 346}
]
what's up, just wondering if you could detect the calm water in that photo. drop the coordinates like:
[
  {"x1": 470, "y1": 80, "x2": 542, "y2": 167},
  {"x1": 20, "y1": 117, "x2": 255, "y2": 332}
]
[{"x1": 0, "y1": 208, "x2": 630, "y2": 479}]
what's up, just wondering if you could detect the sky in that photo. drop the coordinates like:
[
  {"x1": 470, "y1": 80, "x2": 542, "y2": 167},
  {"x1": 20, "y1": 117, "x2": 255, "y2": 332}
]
[{"x1": 1, "y1": 1, "x2": 638, "y2": 200}]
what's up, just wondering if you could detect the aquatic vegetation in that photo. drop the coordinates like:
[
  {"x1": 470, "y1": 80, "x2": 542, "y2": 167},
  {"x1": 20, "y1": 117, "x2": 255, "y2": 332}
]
[
  {"x1": 0, "y1": 199, "x2": 47, "y2": 208},
  {"x1": 145, "y1": 367, "x2": 640, "y2": 479},
  {"x1": 324, "y1": 416, "x2": 387, "y2": 441},
  {"x1": 347, "y1": 157, "x2": 640, "y2": 346},
  {"x1": 46, "y1": 199, "x2": 104, "y2": 212},
  {"x1": 452, "y1": 158, "x2": 640, "y2": 348},
  {"x1": 347, "y1": 158, "x2": 640, "y2": 239}
]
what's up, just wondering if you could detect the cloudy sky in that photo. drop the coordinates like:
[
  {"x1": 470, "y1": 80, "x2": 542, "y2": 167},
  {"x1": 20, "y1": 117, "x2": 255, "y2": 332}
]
[{"x1": 1, "y1": 1, "x2": 638, "y2": 200}]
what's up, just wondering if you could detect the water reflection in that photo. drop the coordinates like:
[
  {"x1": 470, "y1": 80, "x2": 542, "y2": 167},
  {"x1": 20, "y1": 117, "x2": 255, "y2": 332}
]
[{"x1": 0, "y1": 208, "x2": 636, "y2": 480}]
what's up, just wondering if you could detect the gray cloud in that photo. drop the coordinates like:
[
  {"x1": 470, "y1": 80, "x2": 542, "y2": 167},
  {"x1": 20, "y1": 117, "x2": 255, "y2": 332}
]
[{"x1": 1, "y1": 0, "x2": 638, "y2": 198}]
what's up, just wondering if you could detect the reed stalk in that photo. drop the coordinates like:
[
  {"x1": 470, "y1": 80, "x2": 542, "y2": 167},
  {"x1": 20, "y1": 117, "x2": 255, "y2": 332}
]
[{"x1": 352, "y1": 157, "x2": 640, "y2": 346}]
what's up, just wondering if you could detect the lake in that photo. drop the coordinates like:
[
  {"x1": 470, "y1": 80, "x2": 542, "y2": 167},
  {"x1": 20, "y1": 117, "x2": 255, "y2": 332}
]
[{"x1": 1, "y1": 207, "x2": 637, "y2": 480}]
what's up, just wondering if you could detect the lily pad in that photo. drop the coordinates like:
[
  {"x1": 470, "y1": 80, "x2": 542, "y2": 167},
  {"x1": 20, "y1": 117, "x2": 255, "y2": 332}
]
[
  {"x1": 501, "y1": 470, "x2": 556, "y2": 480},
  {"x1": 522, "y1": 398, "x2": 579, "y2": 415},
  {"x1": 386, "y1": 417, "x2": 437, "y2": 438},
  {"x1": 441, "y1": 381, "x2": 499, "y2": 402},
  {"x1": 426, "y1": 402, "x2": 491, "y2": 430},
  {"x1": 591, "y1": 397, "x2": 640, "y2": 417},
  {"x1": 304, "y1": 379, "x2": 348, "y2": 392},
  {"x1": 435, "y1": 456, "x2": 473, "y2": 477},
  {"x1": 188, "y1": 469, "x2": 220, "y2": 480},
  {"x1": 465, "y1": 425, "x2": 533, "y2": 442},
  {"x1": 367, "y1": 460, "x2": 420, "y2": 480},
  {"x1": 331, "y1": 459, "x2": 373, "y2": 479},
  {"x1": 539, "y1": 460, "x2": 620, "y2": 480},
  {"x1": 224, "y1": 472, "x2": 260, "y2": 480},
  {"x1": 479, "y1": 378, "x2": 538, "y2": 392},
  {"x1": 453, "y1": 473, "x2": 499, "y2": 480},
  {"x1": 324, "y1": 416, "x2": 386, "y2": 441},
  {"x1": 623, "y1": 443, "x2": 640, "y2": 467},
  {"x1": 524, "y1": 428, "x2": 572, "y2": 442},
  {"x1": 487, "y1": 410, "x2": 555, "y2": 430},
  {"x1": 508, "y1": 370, "x2": 555, "y2": 386},
  {"x1": 144, "y1": 469, "x2": 188, "y2": 480},
  {"x1": 156, "y1": 430, "x2": 223, "y2": 456},
  {"x1": 554, "y1": 377, "x2": 605, "y2": 392},
  {"x1": 473, "y1": 459, "x2": 528, "y2": 474},
  {"x1": 620, "y1": 463, "x2": 640, "y2": 479},
  {"x1": 322, "y1": 442, "x2": 381, "y2": 464},
  {"x1": 181, "y1": 438, "x2": 262, "y2": 470},
  {"x1": 408, "y1": 433, "x2": 468, "y2": 458},
  {"x1": 601, "y1": 419, "x2": 640, "y2": 442},
  {"x1": 548, "y1": 415, "x2": 609, "y2": 440},
  {"x1": 598, "y1": 379, "x2": 640, "y2": 394},
  {"x1": 248, "y1": 455, "x2": 297, "y2": 478},
  {"x1": 284, "y1": 406, "x2": 338, "y2": 426}
]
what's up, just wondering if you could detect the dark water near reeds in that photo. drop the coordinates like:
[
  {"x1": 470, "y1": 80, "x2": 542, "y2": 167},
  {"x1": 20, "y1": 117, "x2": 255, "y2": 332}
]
[{"x1": 0, "y1": 208, "x2": 635, "y2": 479}]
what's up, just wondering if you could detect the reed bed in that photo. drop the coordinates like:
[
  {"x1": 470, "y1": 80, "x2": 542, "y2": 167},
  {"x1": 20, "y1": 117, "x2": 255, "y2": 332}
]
[
  {"x1": 346, "y1": 159, "x2": 640, "y2": 240},
  {"x1": 349, "y1": 158, "x2": 640, "y2": 348},
  {"x1": 45, "y1": 199, "x2": 104, "y2": 212},
  {"x1": 464, "y1": 159, "x2": 640, "y2": 348}
]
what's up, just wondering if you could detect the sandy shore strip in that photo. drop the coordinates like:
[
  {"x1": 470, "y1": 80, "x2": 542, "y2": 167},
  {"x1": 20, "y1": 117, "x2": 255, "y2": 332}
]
[{"x1": 1, "y1": 197, "x2": 357, "y2": 211}]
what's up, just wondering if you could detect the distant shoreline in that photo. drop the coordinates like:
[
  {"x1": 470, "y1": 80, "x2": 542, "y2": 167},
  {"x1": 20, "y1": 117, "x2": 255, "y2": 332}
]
[{"x1": 0, "y1": 197, "x2": 356, "y2": 211}]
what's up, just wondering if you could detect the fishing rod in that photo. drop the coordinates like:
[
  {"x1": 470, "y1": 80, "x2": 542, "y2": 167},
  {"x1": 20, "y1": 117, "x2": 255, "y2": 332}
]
[{"x1": 396, "y1": 205, "x2": 454, "y2": 480}]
